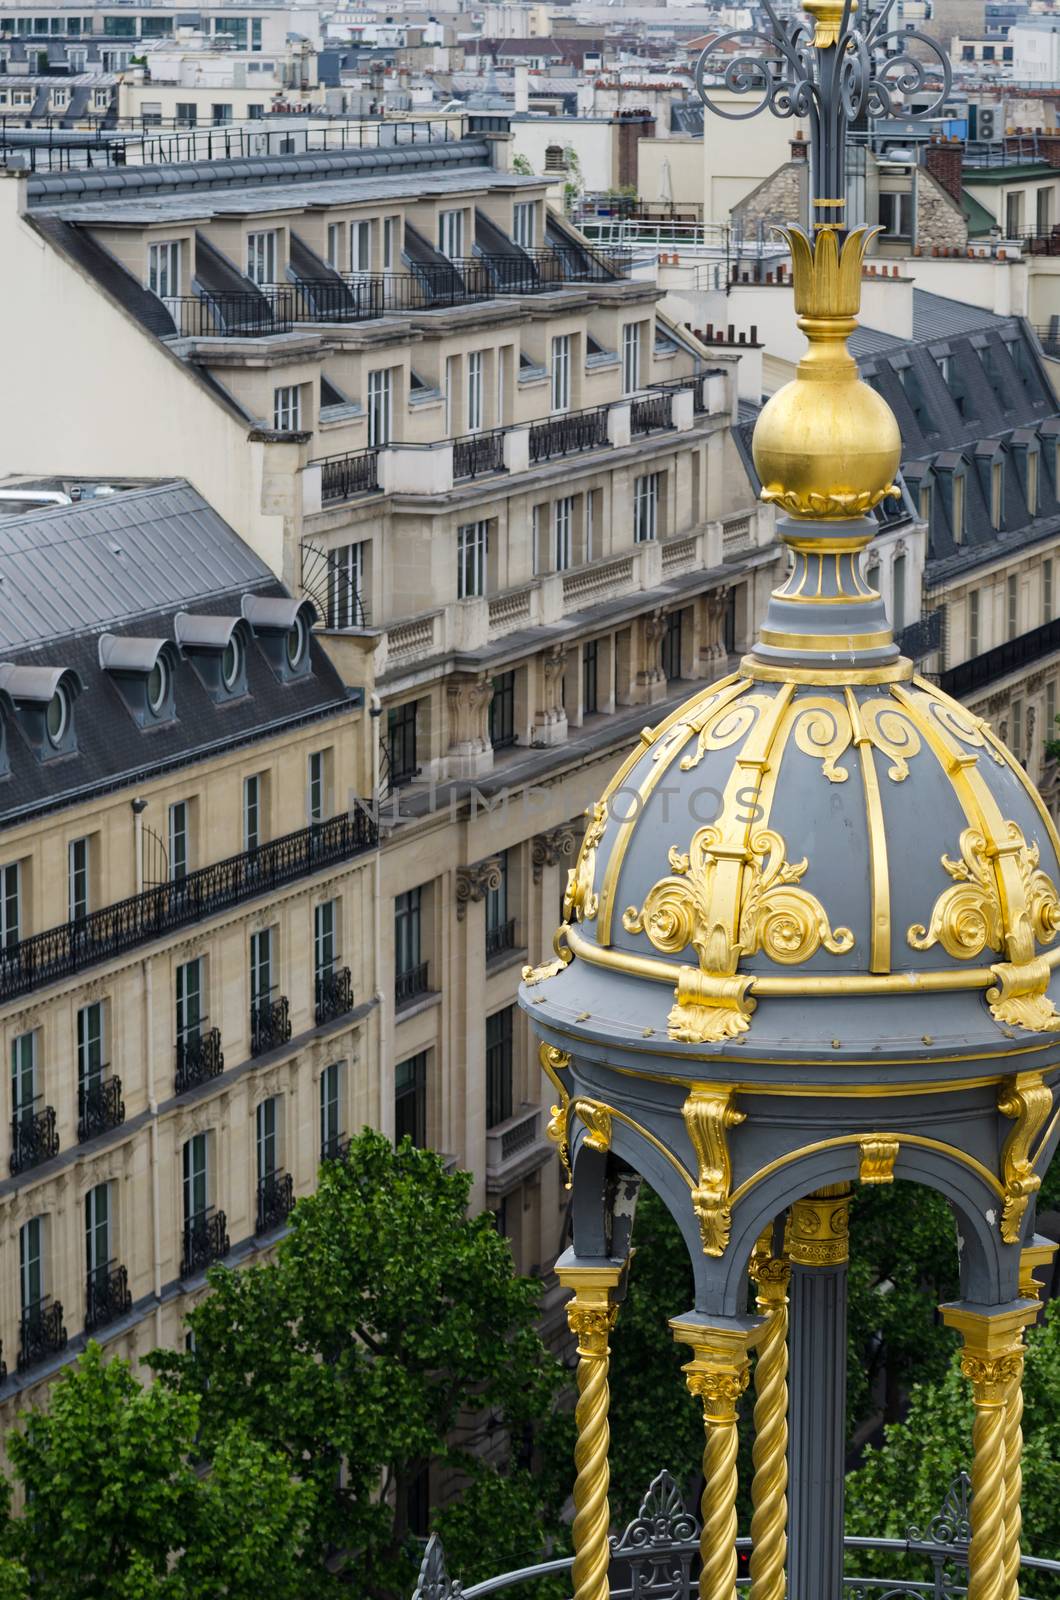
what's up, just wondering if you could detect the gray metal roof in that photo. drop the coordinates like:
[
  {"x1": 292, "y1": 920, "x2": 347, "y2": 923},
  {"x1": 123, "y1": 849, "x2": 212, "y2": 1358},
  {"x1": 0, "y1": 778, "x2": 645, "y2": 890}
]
[
  {"x1": 0, "y1": 481, "x2": 272, "y2": 649},
  {"x1": 911, "y1": 288, "x2": 1006, "y2": 340}
]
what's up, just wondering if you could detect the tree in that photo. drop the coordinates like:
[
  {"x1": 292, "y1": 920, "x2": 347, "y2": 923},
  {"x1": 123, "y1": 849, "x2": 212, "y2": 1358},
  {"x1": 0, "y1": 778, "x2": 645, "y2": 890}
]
[
  {"x1": 2, "y1": 1342, "x2": 309, "y2": 1600},
  {"x1": 150, "y1": 1131, "x2": 569, "y2": 1600}
]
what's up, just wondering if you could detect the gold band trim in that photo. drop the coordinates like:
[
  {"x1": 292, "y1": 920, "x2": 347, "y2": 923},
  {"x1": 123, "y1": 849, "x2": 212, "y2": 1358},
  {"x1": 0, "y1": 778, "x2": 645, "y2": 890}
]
[
  {"x1": 728, "y1": 1131, "x2": 1007, "y2": 1208},
  {"x1": 742, "y1": 656, "x2": 913, "y2": 685},
  {"x1": 759, "y1": 627, "x2": 894, "y2": 651}
]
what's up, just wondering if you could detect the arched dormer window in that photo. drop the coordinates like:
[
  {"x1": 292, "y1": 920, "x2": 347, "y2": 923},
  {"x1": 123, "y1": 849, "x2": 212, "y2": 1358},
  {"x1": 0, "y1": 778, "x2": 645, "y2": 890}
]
[
  {"x1": 0, "y1": 664, "x2": 83, "y2": 762},
  {"x1": 174, "y1": 613, "x2": 253, "y2": 703}
]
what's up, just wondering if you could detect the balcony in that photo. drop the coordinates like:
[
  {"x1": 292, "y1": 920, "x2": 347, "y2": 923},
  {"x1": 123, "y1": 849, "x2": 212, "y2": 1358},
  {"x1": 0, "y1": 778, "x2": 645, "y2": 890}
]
[
  {"x1": 486, "y1": 918, "x2": 517, "y2": 961},
  {"x1": 321, "y1": 1133, "x2": 351, "y2": 1164},
  {"x1": 452, "y1": 427, "x2": 507, "y2": 482},
  {"x1": 10, "y1": 1105, "x2": 59, "y2": 1176},
  {"x1": 529, "y1": 406, "x2": 610, "y2": 465},
  {"x1": 0, "y1": 813, "x2": 377, "y2": 1006},
  {"x1": 17, "y1": 1298, "x2": 67, "y2": 1374},
  {"x1": 896, "y1": 609, "x2": 943, "y2": 664},
  {"x1": 396, "y1": 961, "x2": 431, "y2": 1009},
  {"x1": 939, "y1": 613, "x2": 1060, "y2": 700},
  {"x1": 319, "y1": 448, "x2": 380, "y2": 505},
  {"x1": 631, "y1": 392, "x2": 675, "y2": 436},
  {"x1": 174, "y1": 1027, "x2": 224, "y2": 1096},
  {"x1": 256, "y1": 1170, "x2": 295, "y2": 1234},
  {"x1": 315, "y1": 965, "x2": 354, "y2": 1027},
  {"x1": 85, "y1": 1262, "x2": 132, "y2": 1334},
  {"x1": 485, "y1": 1105, "x2": 547, "y2": 1189},
  {"x1": 77, "y1": 1075, "x2": 125, "y2": 1143},
  {"x1": 250, "y1": 995, "x2": 291, "y2": 1057},
  {"x1": 181, "y1": 1208, "x2": 230, "y2": 1279}
]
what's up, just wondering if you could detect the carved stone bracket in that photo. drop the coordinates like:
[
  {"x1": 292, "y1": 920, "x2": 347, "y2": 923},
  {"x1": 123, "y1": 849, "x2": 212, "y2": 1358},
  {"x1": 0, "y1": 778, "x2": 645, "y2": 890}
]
[
  {"x1": 531, "y1": 824, "x2": 577, "y2": 884},
  {"x1": 454, "y1": 855, "x2": 503, "y2": 921},
  {"x1": 998, "y1": 1072, "x2": 1053, "y2": 1243},
  {"x1": 682, "y1": 1087, "x2": 745, "y2": 1257}
]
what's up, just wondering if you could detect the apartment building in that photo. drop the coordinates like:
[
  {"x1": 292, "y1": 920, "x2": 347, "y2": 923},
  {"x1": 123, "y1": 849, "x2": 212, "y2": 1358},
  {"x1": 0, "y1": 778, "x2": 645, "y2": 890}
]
[
  {"x1": 0, "y1": 480, "x2": 377, "y2": 1417},
  {"x1": 0, "y1": 118, "x2": 779, "y2": 1303}
]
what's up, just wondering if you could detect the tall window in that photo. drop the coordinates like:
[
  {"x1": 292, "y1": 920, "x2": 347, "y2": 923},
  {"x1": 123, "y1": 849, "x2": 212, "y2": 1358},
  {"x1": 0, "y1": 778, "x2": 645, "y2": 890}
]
[
  {"x1": 395, "y1": 1052, "x2": 427, "y2": 1147},
  {"x1": 918, "y1": 482, "x2": 933, "y2": 529},
  {"x1": 314, "y1": 900, "x2": 336, "y2": 979},
  {"x1": 388, "y1": 703, "x2": 418, "y2": 787},
  {"x1": 554, "y1": 497, "x2": 574, "y2": 571},
  {"x1": 438, "y1": 209, "x2": 464, "y2": 259},
  {"x1": 969, "y1": 589, "x2": 981, "y2": 657},
  {"x1": 328, "y1": 542, "x2": 366, "y2": 628},
  {"x1": 1048, "y1": 677, "x2": 1057, "y2": 738},
  {"x1": 892, "y1": 552, "x2": 907, "y2": 635},
  {"x1": 307, "y1": 751, "x2": 327, "y2": 824},
  {"x1": 11, "y1": 1030, "x2": 36, "y2": 1120},
  {"x1": 661, "y1": 609, "x2": 683, "y2": 681},
  {"x1": 551, "y1": 334, "x2": 571, "y2": 414},
  {"x1": 351, "y1": 220, "x2": 371, "y2": 277},
  {"x1": 85, "y1": 1181, "x2": 111, "y2": 1281},
  {"x1": 585, "y1": 490, "x2": 596, "y2": 563},
  {"x1": 467, "y1": 351, "x2": 484, "y2": 434},
  {"x1": 77, "y1": 1002, "x2": 104, "y2": 1104},
  {"x1": 952, "y1": 473, "x2": 965, "y2": 545},
  {"x1": 1028, "y1": 451, "x2": 1040, "y2": 515},
  {"x1": 486, "y1": 1007, "x2": 514, "y2": 1128},
  {"x1": 1008, "y1": 573, "x2": 1019, "y2": 640},
  {"x1": 513, "y1": 201, "x2": 535, "y2": 249},
  {"x1": 634, "y1": 473, "x2": 660, "y2": 543},
  {"x1": 582, "y1": 639, "x2": 599, "y2": 715},
  {"x1": 168, "y1": 801, "x2": 188, "y2": 882},
  {"x1": 622, "y1": 322, "x2": 640, "y2": 395},
  {"x1": 320, "y1": 1063, "x2": 343, "y2": 1159},
  {"x1": 0, "y1": 861, "x2": 19, "y2": 948},
  {"x1": 383, "y1": 216, "x2": 399, "y2": 272},
  {"x1": 183, "y1": 1133, "x2": 208, "y2": 1228},
  {"x1": 274, "y1": 385, "x2": 301, "y2": 432},
  {"x1": 68, "y1": 836, "x2": 90, "y2": 923},
  {"x1": 458, "y1": 521, "x2": 488, "y2": 599},
  {"x1": 244, "y1": 774, "x2": 261, "y2": 852},
  {"x1": 256, "y1": 1096, "x2": 278, "y2": 1183},
  {"x1": 490, "y1": 672, "x2": 516, "y2": 750},
  {"x1": 19, "y1": 1217, "x2": 43, "y2": 1323},
  {"x1": 1046, "y1": 558, "x2": 1054, "y2": 625},
  {"x1": 147, "y1": 240, "x2": 180, "y2": 303},
  {"x1": 175, "y1": 959, "x2": 202, "y2": 1048},
  {"x1": 1012, "y1": 698, "x2": 1024, "y2": 762},
  {"x1": 487, "y1": 852, "x2": 508, "y2": 934},
  {"x1": 368, "y1": 369, "x2": 392, "y2": 448},
  {"x1": 246, "y1": 229, "x2": 277, "y2": 285},
  {"x1": 250, "y1": 928, "x2": 273, "y2": 1009},
  {"x1": 395, "y1": 889, "x2": 423, "y2": 989},
  {"x1": 326, "y1": 222, "x2": 345, "y2": 270},
  {"x1": 992, "y1": 461, "x2": 1005, "y2": 530}
]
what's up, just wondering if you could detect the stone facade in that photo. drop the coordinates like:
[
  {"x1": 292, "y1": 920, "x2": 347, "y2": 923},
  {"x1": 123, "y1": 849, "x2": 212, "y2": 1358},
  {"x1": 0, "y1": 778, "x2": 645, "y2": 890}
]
[
  {"x1": 916, "y1": 165, "x2": 969, "y2": 253},
  {"x1": 731, "y1": 159, "x2": 806, "y2": 234}
]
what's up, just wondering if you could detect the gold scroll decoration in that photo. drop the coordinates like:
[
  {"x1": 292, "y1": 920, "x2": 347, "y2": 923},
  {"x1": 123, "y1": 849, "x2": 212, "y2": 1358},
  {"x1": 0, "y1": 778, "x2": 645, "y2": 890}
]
[
  {"x1": 858, "y1": 1135, "x2": 899, "y2": 1184},
  {"x1": 570, "y1": 1099, "x2": 613, "y2": 1155},
  {"x1": 564, "y1": 800, "x2": 608, "y2": 924},
  {"x1": 522, "y1": 922, "x2": 574, "y2": 986},
  {"x1": 997, "y1": 1072, "x2": 1052, "y2": 1244},
  {"x1": 683, "y1": 1087, "x2": 745, "y2": 1257},
  {"x1": 538, "y1": 1042, "x2": 573, "y2": 1187}
]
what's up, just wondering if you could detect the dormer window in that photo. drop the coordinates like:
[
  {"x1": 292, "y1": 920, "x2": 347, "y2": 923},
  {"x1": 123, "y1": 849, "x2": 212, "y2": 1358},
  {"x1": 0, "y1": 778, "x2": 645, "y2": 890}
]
[
  {"x1": 147, "y1": 658, "x2": 168, "y2": 717},
  {"x1": 174, "y1": 615, "x2": 251, "y2": 702},
  {"x1": 222, "y1": 635, "x2": 243, "y2": 692},
  {"x1": 99, "y1": 636, "x2": 179, "y2": 727},
  {"x1": 240, "y1": 595, "x2": 316, "y2": 684},
  {"x1": 0, "y1": 664, "x2": 83, "y2": 761},
  {"x1": 46, "y1": 684, "x2": 69, "y2": 747}
]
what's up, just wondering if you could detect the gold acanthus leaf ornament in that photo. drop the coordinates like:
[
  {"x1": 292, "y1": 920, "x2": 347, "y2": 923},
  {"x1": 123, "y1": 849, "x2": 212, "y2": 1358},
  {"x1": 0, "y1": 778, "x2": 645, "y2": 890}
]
[
  {"x1": 682, "y1": 1087, "x2": 745, "y2": 1258},
  {"x1": 909, "y1": 822, "x2": 1060, "y2": 963},
  {"x1": 622, "y1": 826, "x2": 853, "y2": 970},
  {"x1": 760, "y1": 485, "x2": 901, "y2": 519},
  {"x1": 563, "y1": 800, "x2": 608, "y2": 923},
  {"x1": 997, "y1": 1071, "x2": 1053, "y2": 1243},
  {"x1": 538, "y1": 1043, "x2": 573, "y2": 1187}
]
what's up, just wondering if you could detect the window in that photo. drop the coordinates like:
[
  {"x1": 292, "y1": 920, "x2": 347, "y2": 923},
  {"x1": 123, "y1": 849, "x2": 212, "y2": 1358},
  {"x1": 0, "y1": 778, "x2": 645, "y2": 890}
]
[
  {"x1": 168, "y1": 801, "x2": 188, "y2": 882},
  {"x1": 246, "y1": 229, "x2": 278, "y2": 285},
  {"x1": 490, "y1": 671, "x2": 516, "y2": 749},
  {"x1": 328, "y1": 542, "x2": 366, "y2": 628},
  {"x1": 383, "y1": 216, "x2": 399, "y2": 271},
  {"x1": 307, "y1": 750, "x2": 328, "y2": 824},
  {"x1": 486, "y1": 1007, "x2": 514, "y2": 1128},
  {"x1": 175, "y1": 102, "x2": 196, "y2": 127},
  {"x1": 969, "y1": 589, "x2": 981, "y2": 657},
  {"x1": 212, "y1": 103, "x2": 233, "y2": 125},
  {"x1": 250, "y1": 927, "x2": 273, "y2": 1008},
  {"x1": 1028, "y1": 451, "x2": 1040, "y2": 515},
  {"x1": 368, "y1": 368, "x2": 392, "y2": 448},
  {"x1": 351, "y1": 220, "x2": 371, "y2": 277},
  {"x1": 85, "y1": 1182, "x2": 111, "y2": 1284},
  {"x1": 274, "y1": 385, "x2": 301, "y2": 432},
  {"x1": 176, "y1": 959, "x2": 202, "y2": 1047},
  {"x1": 554, "y1": 497, "x2": 574, "y2": 572},
  {"x1": 952, "y1": 473, "x2": 965, "y2": 545},
  {"x1": 244, "y1": 774, "x2": 262, "y2": 852},
  {"x1": 395, "y1": 1052, "x2": 427, "y2": 1147},
  {"x1": 77, "y1": 1002, "x2": 104, "y2": 1105},
  {"x1": 892, "y1": 552, "x2": 907, "y2": 635},
  {"x1": 438, "y1": 208, "x2": 464, "y2": 260},
  {"x1": 1011, "y1": 697, "x2": 1024, "y2": 761},
  {"x1": 532, "y1": 505, "x2": 542, "y2": 576},
  {"x1": 634, "y1": 473, "x2": 660, "y2": 542},
  {"x1": 458, "y1": 521, "x2": 488, "y2": 599},
  {"x1": 320, "y1": 1063, "x2": 343, "y2": 1159},
  {"x1": 147, "y1": 240, "x2": 180, "y2": 303},
  {"x1": 992, "y1": 462, "x2": 1005, "y2": 530},
  {"x1": 68, "y1": 836, "x2": 89, "y2": 923},
  {"x1": 661, "y1": 609, "x2": 683, "y2": 681},
  {"x1": 395, "y1": 888, "x2": 423, "y2": 988},
  {"x1": 256, "y1": 1096, "x2": 278, "y2": 1183},
  {"x1": 467, "y1": 350, "x2": 484, "y2": 434},
  {"x1": 314, "y1": 900, "x2": 336, "y2": 979},
  {"x1": 879, "y1": 191, "x2": 911, "y2": 237},
  {"x1": 1038, "y1": 187, "x2": 1053, "y2": 235},
  {"x1": 139, "y1": 100, "x2": 162, "y2": 126},
  {"x1": 551, "y1": 334, "x2": 571, "y2": 414},
  {"x1": 1045, "y1": 559, "x2": 1055, "y2": 626},
  {"x1": 1006, "y1": 191, "x2": 1024, "y2": 238},
  {"x1": 1008, "y1": 573, "x2": 1019, "y2": 640},
  {"x1": 622, "y1": 322, "x2": 641, "y2": 395},
  {"x1": 183, "y1": 1132, "x2": 208, "y2": 1229},
  {"x1": 919, "y1": 482, "x2": 933, "y2": 528},
  {"x1": 326, "y1": 222, "x2": 345, "y2": 270},
  {"x1": 585, "y1": 490, "x2": 596, "y2": 563},
  {"x1": 20, "y1": 1217, "x2": 43, "y2": 1324},
  {"x1": 388, "y1": 702, "x2": 418, "y2": 786},
  {"x1": 486, "y1": 853, "x2": 511, "y2": 954},
  {"x1": 582, "y1": 639, "x2": 599, "y2": 715},
  {"x1": 0, "y1": 862, "x2": 19, "y2": 948},
  {"x1": 513, "y1": 201, "x2": 535, "y2": 249},
  {"x1": 11, "y1": 1031, "x2": 37, "y2": 1120},
  {"x1": 1048, "y1": 678, "x2": 1057, "y2": 740}
]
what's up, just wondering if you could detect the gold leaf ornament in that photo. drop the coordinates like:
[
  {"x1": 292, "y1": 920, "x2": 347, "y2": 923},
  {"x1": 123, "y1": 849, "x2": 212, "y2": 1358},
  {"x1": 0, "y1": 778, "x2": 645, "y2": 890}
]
[
  {"x1": 908, "y1": 829, "x2": 1004, "y2": 960},
  {"x1": 859, "y1": 700, "x2": 922, "y2": 781},
  {"x1": 563, "y1": 800, "x2": 608, "y2": 923},
  {"x1": 791, "y1": 697, "x2": 852, "y2": 783},
  {"x1": 738, "y1": 829, "x2": 854, "y2": 964}
]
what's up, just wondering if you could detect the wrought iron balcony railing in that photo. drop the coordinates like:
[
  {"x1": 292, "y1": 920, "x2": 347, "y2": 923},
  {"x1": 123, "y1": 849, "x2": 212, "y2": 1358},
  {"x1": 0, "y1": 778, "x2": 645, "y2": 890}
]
[
  {"x1": 395, "y1": 961, "x2": 430, "y2": 1008},
  {"x1": 896, "y1": 609, "x2": 943, "y2": 664},
  {"x1": 485, "y1": 918, "x2": 517, "y2": 960},
  {"x1": 17, "y1": 1298, "x2": 67, "y2": 1374},
  {"x1": 315, "y1": 965, "x2": 353, "y2": 1026},
  {"x1": 321, "y1": 1132, "x2": 351, "y2": 1164},
  {"x1": 631, "y1": 391, "x2": 675, "y2": 436},
  {"x1": 319, "y1": 448, "x2": 380, "y2": 505},
  {"x1": 411, "y1": 1468, "x2": 1060, "y2": 1600},
  {"x1": 85, "y1": 1261, "x2": 132, "y2": 1333},
  {"x1": 0, "y1": 812, "x2": 377, "y2": 1006},
  {"x1": 174, "y1": 1027, "x2": 224, "y2": 1096},
  {"x1": 939, "y1": 613, "x2": 1060, "y2": 701},
  {"x1": 250, "y1": 994, "x2": 291, "y2": 1057},
  {"x1": 77, "y1": 1074, "x2": 125, "y2": 1143},
  {"x1": 181, "y1": 1208, "x2": 230, "y2": 1279},
  {"x1": 452, "y1": 427, "x2": 507, "y2": 481},
  {"x1": 529, "y1": 406, "x2": 610, "y2": 465},
  {"x1": 10, "y1": 1104, "x2": 59, "y2": 1175},
  {"x1": 256, "y1": 1170, "x2": 295, "y2": 1234}
]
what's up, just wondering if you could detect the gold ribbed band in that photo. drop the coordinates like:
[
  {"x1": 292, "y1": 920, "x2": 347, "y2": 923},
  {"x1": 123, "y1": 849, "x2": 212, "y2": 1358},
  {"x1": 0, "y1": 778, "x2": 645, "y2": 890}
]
[
  {"x1": 671, "y1": 1319, "x2": 754, "y2": 1600},
  {"x1": 558, "y1": 1265, "x2": 624, "y2": 1600},
  {"x1": 749, "y1": 1236, "x2": 791, "y2": 1600}
]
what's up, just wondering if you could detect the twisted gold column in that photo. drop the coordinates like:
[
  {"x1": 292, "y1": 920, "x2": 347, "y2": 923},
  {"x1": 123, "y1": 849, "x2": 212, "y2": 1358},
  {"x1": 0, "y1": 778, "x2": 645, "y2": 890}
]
[
  {"x1": 748, "y1": 1238, "x2": 790, "y2": 1600},
  {"x1": 558, "y1": 1264, "x2": 624, "y2": 1600},
  {"x1": 671, "y1": 1319, "x2": 754, "y2": 1600},
  {"x1": 1002, "y1": 1343, "x2": 1024, "y2": 1600}
]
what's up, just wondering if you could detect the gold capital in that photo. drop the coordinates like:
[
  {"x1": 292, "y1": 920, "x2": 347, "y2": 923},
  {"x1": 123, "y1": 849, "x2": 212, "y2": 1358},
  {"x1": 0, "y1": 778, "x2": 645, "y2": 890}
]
[{"x1": 787, "y1": 1185, "x2": 851, "y2": 1267}]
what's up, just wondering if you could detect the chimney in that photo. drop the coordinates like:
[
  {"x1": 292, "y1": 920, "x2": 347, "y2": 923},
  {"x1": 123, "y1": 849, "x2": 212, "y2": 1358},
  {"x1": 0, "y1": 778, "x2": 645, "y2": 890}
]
[
  {"x1": 790, "y1": 134, "x2": 808, "y2": 161},
  {"x1": 923, "y1": 137, "x2": 964, "y2": 204},
  {"x1": 514, "y1": 63, "x2": 529, "y2": 114}
]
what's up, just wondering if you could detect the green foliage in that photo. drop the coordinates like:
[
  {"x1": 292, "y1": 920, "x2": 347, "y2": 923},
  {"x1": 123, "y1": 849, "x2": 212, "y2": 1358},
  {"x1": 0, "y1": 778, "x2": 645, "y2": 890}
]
[
  {"x1": 511, "y1": 153, "x2": 533, "y2": 176},
  {"x1": 150, "y1": 1130, "x2": 567, "y2": 1600}
]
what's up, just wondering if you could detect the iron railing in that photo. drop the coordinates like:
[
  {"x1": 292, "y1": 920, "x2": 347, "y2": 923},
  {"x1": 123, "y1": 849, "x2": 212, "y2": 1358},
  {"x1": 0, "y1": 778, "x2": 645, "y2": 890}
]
[
  {"x1": 452, "y1": 427, "x2": 508, "y2": 481},
  {"x1": 939, "y1": 614, "x2": 1060, "y2": 700},
  {"x1": 321, "y1": 1133, "x2": 351, "y2": 1164},
  {"x1": 17, "y1": 1298, "x2": 66, "y2": 1374},
  {"x1": 315, "y1": 965, "x2": 353, "y2": 1027},
  {"x1": 319, "y1": 449, "x2": 380, "y2": 505},
  {"x1": 10, "y1": 1104, "x2": 59, "y2": 1175},
  {"x1": 181, "y1": 1209, "x2": 230, "y2": 1279},
  {"x1": 486, "y1": 919, "x2": 517, "y2": 960},
  {"x1": 412, "y1": 1468, "x2": 1060, "y2": 1600},
  {"x1": 896, "y1": 610, "x2": 943, "y2": 663},
  {"x1": 529, "y1": 406, "x2": 610, "y2": 464},
  {"x1": 256, "y1": 1170, "x2": 295, "y2": 1234},
  {"x1": 77, "y1": 1075, "x2": 125, "y2": 1143},
  {"x1": 85, "y1": 1262, "x2": 132, "y2": 1334},
  {"x1": 250, "y1": 995, "x2": 291, "y2": 1058},
  {"x1": 0, "y1": 812, "x2": 377, "y2": 1006},
  {"x1": 650, "y1": 372, "x2": 714, "y2": 413},
  {"x1": 396, "y1": 961, "x2": 430, "y2": 1008},
  {"x1": 300, "y1": 540, "x2": 369, "y2": 628},
  {"x1": 631, "y1": 392, "x2": 675, "y2": 436},
  {"x1": 174, "y1": 1027, "x2": 224, "y2": 1096}
]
